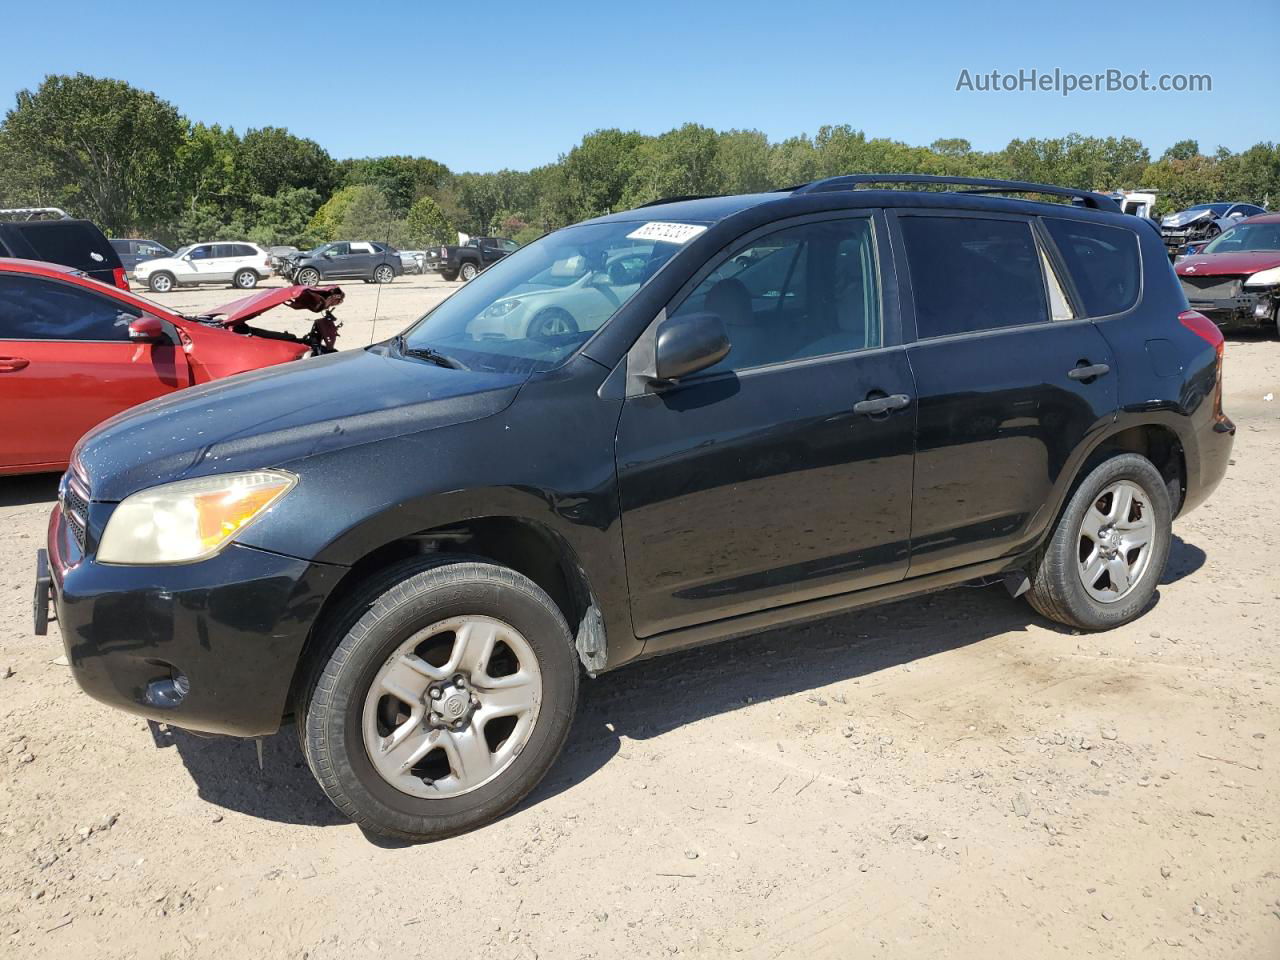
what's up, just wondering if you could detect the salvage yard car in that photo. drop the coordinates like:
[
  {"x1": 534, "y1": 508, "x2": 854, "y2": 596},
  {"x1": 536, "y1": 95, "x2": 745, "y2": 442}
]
[
  {"x1": 1, "y1": 259, "x2": 342, "y2": 475},
  {"x1": 426, "y1": 236, "x2": 518, "y2": 281},
  {"x1": 34, "y1": 175, "x2": 1234, "y2": 841},
  {"x1": 276, "y1": 241, "x2": 402, "y2": 285},
  {"x1": 1175, "y1": 212, "x2": 1280, "y2": 335},
  {"x1": 1160, "y1": 201, "x2": 1266, "y2": 257},
  {"x1": 136, "y1": 241, "x2": 275, "y2": 292}
]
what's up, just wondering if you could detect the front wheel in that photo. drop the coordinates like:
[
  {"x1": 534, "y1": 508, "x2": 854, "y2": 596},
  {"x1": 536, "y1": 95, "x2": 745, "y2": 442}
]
[
  {"x1": 233, "y1": 269, "x2": 259, "y2": 289},
  {"x1": 299, "y1": 560, "x2": 579, "y2": 841},
  {"x1": 459, "y1": 262, "x2": 478, "y2": 282},
  {"x1": 1025, "y1": 453, "x2": 1172, "y2": 630},
  {"x1": 148, "y1": 272, "x2": 175, "y2": 293},
  {"x1": 373, "y1": 264, "x2": 395, "y2": 284},
  {"x1": 296, "y1": 267, "x2": 322, "y2": 286}
]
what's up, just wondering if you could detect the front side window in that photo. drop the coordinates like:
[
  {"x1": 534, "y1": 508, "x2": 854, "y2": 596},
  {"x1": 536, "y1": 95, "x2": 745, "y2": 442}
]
[
  {"x1": 900, "y1": 216, "x2": 1048, "y2": 338},
  {"x1": 0, "y1": 275, "x2": 140, "y2": 341},
  {"x1": 1042, "y1": 217, "x2": 1140, "y2": 317},
  {"x1": 401, "y1": 220, "x2": 699, "y2": 373},
  {"x1": 189, "y1": 246, "x2": 213, "y2": 261},
  {"x1": 668, "y1": 217, "x2": 881, "y2": 375}
]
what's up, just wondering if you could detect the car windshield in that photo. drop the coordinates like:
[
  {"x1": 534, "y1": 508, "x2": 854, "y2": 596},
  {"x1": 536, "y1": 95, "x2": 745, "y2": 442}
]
[
  {"x1": 173, "y1": 245, "x2": 192, "y2": 258},
  {"x1": 398, "y1": 219, "x2": 704, "y2": 373},
  {"x1": 1202, "y1": 222, "x2": 1280, "y2": 254},
  {"x1": 1187, "y1": 203, "x2": 1230, "y2": 215}
]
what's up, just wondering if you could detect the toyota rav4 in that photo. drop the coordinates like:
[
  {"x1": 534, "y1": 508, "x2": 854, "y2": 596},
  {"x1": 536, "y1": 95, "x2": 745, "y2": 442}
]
[{"x1": 35, "y1": 175, "x2": 1234, "y2": 841}]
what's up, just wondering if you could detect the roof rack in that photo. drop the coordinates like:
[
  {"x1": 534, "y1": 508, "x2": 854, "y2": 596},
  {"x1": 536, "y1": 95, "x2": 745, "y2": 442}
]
[
  {"x1": 634, "y1": 195, "x2": 715, "y2": 208},
  {"x1": 0, "y1": 207, "x2": 72, "y2": 221},
  {"x1": 790, "y1": 175, "x2": 1119, "y2": 212}
]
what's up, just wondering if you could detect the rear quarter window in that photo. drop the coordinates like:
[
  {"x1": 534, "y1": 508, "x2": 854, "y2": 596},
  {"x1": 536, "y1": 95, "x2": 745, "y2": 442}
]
[
  {"x1": 1042, "y1": 218, "x2": 1140, "y2": 317},
  {"x1": 0, "y1": 221, "x2": 122, "y2": 274}
]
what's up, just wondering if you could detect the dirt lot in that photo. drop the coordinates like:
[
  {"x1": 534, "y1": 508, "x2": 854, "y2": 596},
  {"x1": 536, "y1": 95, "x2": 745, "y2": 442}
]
[{"x1": 1, "y1": 292, "x2": 1277, "y2": 958}]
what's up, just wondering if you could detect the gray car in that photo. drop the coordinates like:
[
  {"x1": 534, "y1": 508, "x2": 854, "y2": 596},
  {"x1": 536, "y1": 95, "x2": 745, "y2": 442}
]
[{"x1": 279, "y1": 241, "x2": 403, "y2": 285}]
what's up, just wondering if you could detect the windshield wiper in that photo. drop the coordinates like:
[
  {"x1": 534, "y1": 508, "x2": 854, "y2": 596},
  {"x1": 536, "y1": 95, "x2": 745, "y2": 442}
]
[{"x1": 396, "y1": 334, "x2": 465, "y2": 369}]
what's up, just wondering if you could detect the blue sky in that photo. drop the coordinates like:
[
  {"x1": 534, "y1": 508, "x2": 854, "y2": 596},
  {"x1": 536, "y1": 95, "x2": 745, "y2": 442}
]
[{"x1": 2, "y1": 0, "x2": 1276, "y2": 172}]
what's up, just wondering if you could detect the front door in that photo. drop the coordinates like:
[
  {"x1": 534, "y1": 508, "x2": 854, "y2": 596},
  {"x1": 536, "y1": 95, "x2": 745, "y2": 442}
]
[
  {"x1": 890, "y1": 210, "x2": 1118, "y2": 576},
  {"x1": 0, "y1": 274, "x2": 192, "y2": 471},
  {"x1": 616, "y1": 213, "x2": 917, "y2": 638}
]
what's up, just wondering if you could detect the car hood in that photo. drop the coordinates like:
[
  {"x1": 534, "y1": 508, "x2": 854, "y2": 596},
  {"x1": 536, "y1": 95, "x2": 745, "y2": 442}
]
[
  {"x1": 74, "y1": 347, "x2": 527, "y2": 502},
  {"x1": 196, "y1": 284, "x2": 345, "y2": 326},
  {"x1": 134, "y1": 256, "x2": 181, "y2": 271},
  {"x1": 1162, "y1": 209, "x2": 1215, "y2": 227},
  {"x1": 1175, "y1": 251, "x2": 1280, "y2": 277}
]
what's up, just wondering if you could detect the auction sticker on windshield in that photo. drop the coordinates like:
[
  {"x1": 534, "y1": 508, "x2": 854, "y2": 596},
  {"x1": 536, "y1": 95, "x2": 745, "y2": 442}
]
[{"x1": 626, "y1": 222, "x2": 708, "y2": 244}]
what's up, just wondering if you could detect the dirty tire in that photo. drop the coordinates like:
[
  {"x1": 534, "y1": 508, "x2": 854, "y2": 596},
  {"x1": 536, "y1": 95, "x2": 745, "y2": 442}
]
[
  {"x1": 233, "y1": 269, "x2": 258, "y2": 289},
  {"x1": 459, "y1": 262, "x2": 478, "y2": 282},
  {"x1": 299, "y1": 559, "x2": 579, "y2": 841},
  {"x1": 1025, "y1": 453, "x2": 1171, "y2": 631},
  {"x1": 296, "y1": 267, "x2": 321, "y2": 286}
]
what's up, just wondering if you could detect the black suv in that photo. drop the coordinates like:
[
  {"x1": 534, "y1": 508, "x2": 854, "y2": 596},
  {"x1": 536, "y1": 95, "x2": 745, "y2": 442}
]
[
  {"x1": 36, "y1": 176, "x2": 1234, "y2": 841},
  {"x1": 0, "y1": 209, "x2": 128, "y2": 289},
  {"x1": 278, "y1": 241, "x2": 402, "y2": 285}
]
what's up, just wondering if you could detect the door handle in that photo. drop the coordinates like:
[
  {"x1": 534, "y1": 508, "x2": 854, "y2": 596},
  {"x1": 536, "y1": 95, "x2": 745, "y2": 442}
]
[
  {"x1": 1067, "y1": 363, "x2": 1110, "y2": 381},
  {"x1": 0, "y1": 357, "x2": 31, "y2": 372},
  {"x1": 853, "y1": 393, "x2": 911, "y2": 416}
]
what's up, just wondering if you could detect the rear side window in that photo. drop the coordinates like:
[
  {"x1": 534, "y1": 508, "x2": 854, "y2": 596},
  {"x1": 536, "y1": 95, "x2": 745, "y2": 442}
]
[
  {"x1": 0, "y1": 275, "x2": 140, "y2": 341},
  {"x1": 0, "y1": 221, "x2": 122, "y2": 274},
  {"x1": 900, "y1": 216, "x2": 1048, "y2": 338},
  {"x1": 1042, "y1": 218, "x2": 1140, "y2": 317}
]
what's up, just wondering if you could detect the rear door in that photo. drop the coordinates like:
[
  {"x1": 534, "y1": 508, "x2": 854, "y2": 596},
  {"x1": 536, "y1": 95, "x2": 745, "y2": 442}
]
[
  {"x1": 0, "y1": 274, "x2": 193, "y2": 471},
  {"x1": 890, "y1": 210, "x2": 1118, "y2": 576}
]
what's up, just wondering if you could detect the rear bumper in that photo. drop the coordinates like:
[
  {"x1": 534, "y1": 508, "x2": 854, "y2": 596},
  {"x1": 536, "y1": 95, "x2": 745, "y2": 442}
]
[
  {"x1": 1181, "y1": 416, "x2": 1235, "y2": 516},
  {"x1": 46, "y1": 504, "x2": 345, "y2": 737}
]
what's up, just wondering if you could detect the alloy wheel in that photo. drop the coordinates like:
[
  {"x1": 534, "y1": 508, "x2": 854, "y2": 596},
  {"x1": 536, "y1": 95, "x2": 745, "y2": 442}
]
[
  {"x1": 361, "y1": 615, "x2": 543, "y2": 798},
  {"x1": 1076, "y1": 480, "x2": 1155, "y2": 603}
]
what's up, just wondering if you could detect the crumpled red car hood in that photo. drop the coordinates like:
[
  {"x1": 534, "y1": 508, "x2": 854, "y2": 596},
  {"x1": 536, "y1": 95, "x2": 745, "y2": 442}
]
[
  {"x1": 201, "y1": 285, "x2": 345, "y2": 326},
  {"x1": 1176, "y1": 251, "x2": 1280, "y2": 278}
]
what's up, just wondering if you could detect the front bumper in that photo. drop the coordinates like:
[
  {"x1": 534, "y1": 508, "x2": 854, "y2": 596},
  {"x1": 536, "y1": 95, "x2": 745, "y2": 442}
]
[
  {"x1": 44, "y1": 503, "x2": 345, "y2": 737},
  {"x1": 1184, "y1": 289, "x2": 1278, "y2": 328}
]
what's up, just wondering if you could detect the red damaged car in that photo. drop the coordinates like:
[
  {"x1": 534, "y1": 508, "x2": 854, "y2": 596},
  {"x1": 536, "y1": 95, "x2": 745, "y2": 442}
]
[
  {"x1": 1175, "y1": 213, "x2": 1280, "y2": 336},
  {"x1": 0, "y1": 258, "x2": 342, "y2": 475}
]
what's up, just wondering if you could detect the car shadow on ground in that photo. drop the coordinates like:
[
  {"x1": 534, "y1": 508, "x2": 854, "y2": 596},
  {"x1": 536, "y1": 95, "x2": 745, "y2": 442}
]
[
  {"x1": 163, "y1": 534, "x2": 1206, "y2": 839},
  {"x1": 0, "y1": 473, "x2": 60, "y2": 508}
]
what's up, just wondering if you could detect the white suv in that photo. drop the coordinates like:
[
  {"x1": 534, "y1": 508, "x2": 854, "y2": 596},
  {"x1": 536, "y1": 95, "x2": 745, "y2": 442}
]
[{"x1": 136, "y1": 242, "x2": 273, "y2": 292}]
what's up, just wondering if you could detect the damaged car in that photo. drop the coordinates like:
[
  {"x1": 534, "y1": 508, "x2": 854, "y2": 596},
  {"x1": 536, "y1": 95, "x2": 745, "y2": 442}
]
[
  {"x1": 1175, "y1": 213, "x2": 1280, "y2": 336},
  {"x1": 0, "y1": 257, "x2": 342, "y2": 475},
  {"x1": 1161, "y1": 202, "x2": 1266, "y2": 257}
]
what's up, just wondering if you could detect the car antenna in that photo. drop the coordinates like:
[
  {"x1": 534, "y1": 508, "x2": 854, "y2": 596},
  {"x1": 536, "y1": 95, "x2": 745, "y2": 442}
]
[{"x1": 368, "y1": 218, "x2": 393, "y2": 345}]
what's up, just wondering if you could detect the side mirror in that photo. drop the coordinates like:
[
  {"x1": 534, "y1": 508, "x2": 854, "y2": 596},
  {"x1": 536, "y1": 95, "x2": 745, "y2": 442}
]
[
  {"x1": 652, "y1": 312, "x2": 730, "y2": 382},
  {"x1": 128, "y1": 316, "x2": 166, "y2": 343}
]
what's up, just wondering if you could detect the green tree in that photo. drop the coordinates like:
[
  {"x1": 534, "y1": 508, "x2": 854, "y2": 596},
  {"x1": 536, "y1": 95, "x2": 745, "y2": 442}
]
[
  {"x1": 402, "y1": 194, "x2": 455, "y2": 246},
  {"x1": 235, "y1": 126, "x2": 336, "y2": 200},
  {"x1": 339, "y1": 155, "x2": 452, "y2": 213},
  {"x1": 0, "y1": 73, "x2": 185, "y2": 233},
  {"x1": 334, "y1": 184, "x2": 401, "y2": 242},
  {"x1": 246, "y1": 187, "x2": 322, "y2": 247}
]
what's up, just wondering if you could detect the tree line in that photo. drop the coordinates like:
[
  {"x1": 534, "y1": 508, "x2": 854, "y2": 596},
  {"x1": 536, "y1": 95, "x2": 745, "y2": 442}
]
[{"x1": 2, "y1": 73, "x2": 1277, "y2": 251}]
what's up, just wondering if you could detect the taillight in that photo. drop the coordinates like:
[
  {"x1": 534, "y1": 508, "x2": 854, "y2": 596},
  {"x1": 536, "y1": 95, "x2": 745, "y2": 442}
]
[
  {"x1": 1179, "y1": 310, "x2": 1226, "y2": 419},
  {"x1": 439, "y1": 246, "x2": 447, "y2": 258},
  {"x1": 113, "y1": 267, "x2": 129, "y2": 290}
]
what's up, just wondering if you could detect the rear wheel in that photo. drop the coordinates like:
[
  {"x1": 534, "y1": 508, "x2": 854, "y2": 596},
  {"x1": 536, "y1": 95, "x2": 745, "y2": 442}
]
[
  {"x1": 296, "y1": 267, "x2": 321, "y2": 286},
  {"x1": 442, "y1": 271, "x2": 459, "y2": 282},
  {"x1": 299, "y1": 560, "x2": 579, "y2": 841},
  {"x1": 373, "y1": 264, "x2": 395, "y2": 284},
  {"x1": 233, "y1": 269, "x2": 258, "y2": 289},
  {"x1": 459, "y1": 262, "x2": 478, "y2": 282},
  {"x1": 148, "y1": 272, "x2": 175, "y2": 293},
  {"x1": 1025, "y1": 453, "x2": 1171, "y2": 630}
]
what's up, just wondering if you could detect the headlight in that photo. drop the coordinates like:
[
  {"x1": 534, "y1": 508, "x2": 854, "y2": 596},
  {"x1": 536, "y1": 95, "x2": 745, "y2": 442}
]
[
  {"x1": 1244, "y1": 266, "x2": 1280, "y2": 287},
  {"x1": 482, "y1": 298, "x2": 522, "y2": 318},
  {"x1": 97, "y1": 470, "x2": 296, "y2": 565}
]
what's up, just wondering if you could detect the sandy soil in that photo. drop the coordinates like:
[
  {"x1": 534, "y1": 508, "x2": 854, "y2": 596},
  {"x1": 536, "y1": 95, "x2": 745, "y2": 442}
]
[{"x1": 1, "y1": 298, "x2": 1277, "y2": 958}]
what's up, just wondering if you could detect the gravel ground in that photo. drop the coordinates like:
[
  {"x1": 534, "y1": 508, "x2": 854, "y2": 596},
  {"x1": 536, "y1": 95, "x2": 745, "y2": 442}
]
[{"x1": 1, "y1": 298, "x2": 1277, "y2": 959}]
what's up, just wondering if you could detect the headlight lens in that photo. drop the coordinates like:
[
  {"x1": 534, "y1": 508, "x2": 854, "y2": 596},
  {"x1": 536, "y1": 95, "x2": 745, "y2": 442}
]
[
  {"x1": 483, "y1": 298, "x2": 522, "y2": 318},
  {"x1": 97, "y1": 470, "x2": 296, "y2": 565},
  {"x1": 1244, "y1": 266, "x2": 1280, "y2": 287}
]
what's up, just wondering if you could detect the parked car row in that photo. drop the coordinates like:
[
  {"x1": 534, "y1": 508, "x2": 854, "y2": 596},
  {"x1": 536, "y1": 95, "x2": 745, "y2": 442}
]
[
  {"x1": 29, "y1": 174, "x2": 1235, "y2": 842},
  {"x1": 1174, "y1": 211, "x2": 1280, "y2": 336},
  {"x1": 1160, "y1": 202, "x2": 1266, "y2": 257}
]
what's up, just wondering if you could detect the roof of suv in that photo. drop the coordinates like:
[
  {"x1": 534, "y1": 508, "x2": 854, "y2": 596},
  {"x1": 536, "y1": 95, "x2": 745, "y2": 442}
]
[{"x1": 590, "y1": 175, "x2": 1125, "y2": 227}]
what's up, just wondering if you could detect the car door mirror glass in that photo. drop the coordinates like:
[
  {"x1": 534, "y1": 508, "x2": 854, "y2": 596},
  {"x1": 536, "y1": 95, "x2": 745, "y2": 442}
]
[{"x1": 652, "y1": 312, "x2": 731, "y2": 382}]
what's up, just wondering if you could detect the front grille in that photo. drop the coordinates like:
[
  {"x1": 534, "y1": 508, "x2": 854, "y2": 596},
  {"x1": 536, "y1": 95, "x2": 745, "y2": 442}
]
[
  {"x1": 1180, "y1": 275, "x2": 1244, "y2": 300},
  {"x1": 62, "y1": 471, "x2": 90, "y2": 552}
]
